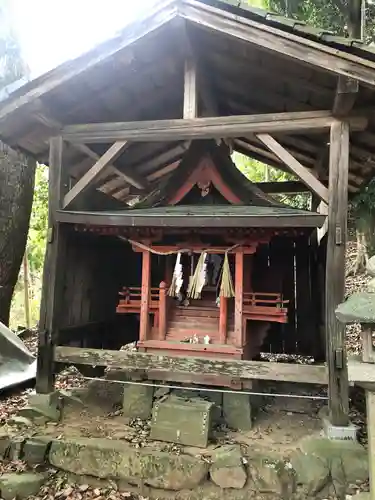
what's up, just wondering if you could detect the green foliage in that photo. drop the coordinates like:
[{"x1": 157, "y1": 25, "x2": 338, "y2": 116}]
[
  {"x1": 233, "y1": 152, "x2": 310, "y2": 209},
  {"x1": 28, "y1": 164, "x2": 48, "y2": 275},
  {"x1": 264, "y1": 0, "x2": 375, "y2": 43}
]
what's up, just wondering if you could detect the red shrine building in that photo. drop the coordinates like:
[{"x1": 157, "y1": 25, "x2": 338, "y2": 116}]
[{"x1": 108, "y1": 140, "x2": 325, "y2": 367}]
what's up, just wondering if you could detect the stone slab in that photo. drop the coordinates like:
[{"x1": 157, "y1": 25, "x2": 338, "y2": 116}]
[
  {"x1": 49, "y1": 437, "x2": 208, "y2": 490},
  {"x1": 223, "y1": 392, "x2": 252, "y2": 431},
  {"x1": 0, "y1": 472, "x2": 45, "y2": 500},
  {"x1": 210, "y1": 445, "x2": 247, "y2": 489},
  {"x1": 150, "y1": 396, "x2": 213, "y2": 448},
  {"x1": 122, "y1": 384, "x2": 154, "y2": 420},
  {"x1": 23, "y1": 437, "x2": 51, "y2": 465},
  {"x1": 336, "y1": 292, "x2": 375, "y2": 324}
]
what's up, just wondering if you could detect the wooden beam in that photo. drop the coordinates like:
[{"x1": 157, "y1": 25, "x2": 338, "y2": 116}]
[
  {"x1": 255, "y1": 181, "x2": 310, "y2": 194},
  {"x1": 36, "y1": 136, "x2": 65, "y2": 394},
  {"x1": 326, "y1": 121, "x2": 350, "y2": 426},
  {"x1": 63, "y1": 141, "x2": 129, "y2": 209},
  {"x1": 256, "y1": 133, "x2": 329, "y2": 204},
  {"x1": 71, "y1": 143, "x2": 145, "y2": 190},
  {"x1": 183, "y1": 57, "x2": 197, "y2": 119},
  {"x1": 54, "y1": 346, "x2": 328, "y2": 385},
  {"x1": 61, "y1": 111, "x2": 367, "y2": 143},
  {"x1": 332, "y1": 76, "x2": 359, "y2": 118},
  {"x1": 181, "y1": 0, "x2": 375, "y2": 89}
]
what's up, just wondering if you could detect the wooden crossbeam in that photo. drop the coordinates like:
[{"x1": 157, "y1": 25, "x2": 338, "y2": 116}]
[
  {"x1": 61, "y1": 111, "x2": 367, "y2": 143},
  {"x1": 71, "y1": 143, "x2": 145, "y2": 190},
  {"x1": 63, "y1": 141, "x2": 129, "y2": 209},
  {"x1": 255, "y1": 181, "x2": 310, "y2": 194},
  {"x1": 54, "y1": 346, "x2": 328, "y2": 385},
  {"x1": 332, "y1": 76, "x2": 359, "y2": 118},
  {"x1": 256, "y1": 133, "x2": 329, "y2": 204}
]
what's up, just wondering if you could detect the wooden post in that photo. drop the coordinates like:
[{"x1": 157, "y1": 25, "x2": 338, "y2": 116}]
[
  {"x1": 235, "y1": 251, "x2": 244, "y2": 347},
  {"x1": 366, "y1": 390, "x2": 375, "y2": 497},
  {"x1": 37, "y1": 136, "x2": 66, "y2": 394},
  {"x1": 219, "y1": 296, "x2": 228, "y2": 344},
  {"x1": 159, "y1": 281, "x2": 167, "y2": 340},
  {"x1": 139, "y1": 250, "x2": 151, "y2": 342},
  {"x1": 325, "y1": 121, "x2": 350, "y2": 426}
]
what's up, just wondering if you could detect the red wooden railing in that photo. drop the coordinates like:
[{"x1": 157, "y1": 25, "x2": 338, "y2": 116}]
[
  {"x1": 116, "y1": 283, "x2": 170, "y2": 338},
  {"x1": 243, "y1": 292, "x2": 289, "y2": 323}
]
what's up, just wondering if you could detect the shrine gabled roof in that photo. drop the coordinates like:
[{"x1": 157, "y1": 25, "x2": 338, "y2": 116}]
[
  {"x1": 1, "y1": 0, "x2": 375, "y2": 201},
  {"x1": 57, "y1": 205, "x2": 326, "y2": 228},
  {"x1": 134, "y1": 140, "x2": 284, "y2": 209}
]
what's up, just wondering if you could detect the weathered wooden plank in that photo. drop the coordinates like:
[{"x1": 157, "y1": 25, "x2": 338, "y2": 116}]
[
  {"x1": 366, "y1": 389, "x2": 375, "y2": 497},
  {"x1": 55, "y1": 209, "x2": 326, "y2": 228},
  {"x1": 183, "y1": 57, "x2": 198, "y2": 119},
  {"x1": 255, "y1": 181, "x2": 310, "y2": 194},
  {"x1": 332, "y1": 76, "x2": 359, "y2": 118},
  {"x1": 36, "y1": 136, "x2": 65, "y2": 394},
  {"x1": 181, "y1": 0, "x2": 375, "y2": 89},
  {"x1": 54, "y1": 346, "x2": 328, "y2": 384},
  {"x1": 257, "y1": 134, "x2": 329, "y2": 204},
  {"x1": 61, "y1": 111, "x2": 367, "y2": 143},
  {"x1": 325, "y1": 121, "x2": 350, "y2": 426},
  {"x1": 70, "y1": 143, "x2": 145, "y2": 190},
  {"x1": 63, "y1": 141, "x2": 129, "y2": 208}
]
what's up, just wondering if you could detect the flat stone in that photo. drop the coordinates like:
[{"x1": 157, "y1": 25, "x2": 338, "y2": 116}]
[
  {"x1": 49, "y1": 437, "x2": 208, "y2": 490},
  {"x1": 336, "y1": 292, "x2": 375, "y2": 324},
  {"x1": 352, "y1": 493, "x2": 371, "y2": 500},
  {"x1": 8, "y1": 416, "x2": 33, "y2": 428},
  {"x1": 247, "y1": 453, "x2": 291, "y2": 495},
  {"x1": 367, "y1": 256, "x2": 375, "y2": 277},
  {"x1": 290, "y1": 436, "x2": 368, "y2": 498},
  {"x1": 223, "y1": 392, "x2": 252, "y2": 431},
  {"x1": 8, "y1": 437, "x2": 25, "y2": 461},
  {"x1": 0, "y1": 430, "x2": 11, "y2": 458},
  {"x1": 0, "y1": 472, "x2": 45, "y2": 500},
  {"x1": 23, "y1": 437, "x2": 51, "y2": 465},
  {"x1": 28, "y1": 391, "x2": 59, "y2": 409},
  {"x1": 122, "y1": 385, "x2": 154, "y2": 420},
  {"x1": 210, "y1": 445, "x2": 247, "y2": 489},
  {"x1": 18, "y1": 403, "x2": 60, "y2": 423}
]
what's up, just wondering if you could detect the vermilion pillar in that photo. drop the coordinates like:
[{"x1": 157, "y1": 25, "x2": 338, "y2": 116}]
[
  {"x1": 139, "y1": 250, "x2": 151, "y2": 342},
  {"x1": 234, "y1": 250, "x2": 244, "y2": 347}
]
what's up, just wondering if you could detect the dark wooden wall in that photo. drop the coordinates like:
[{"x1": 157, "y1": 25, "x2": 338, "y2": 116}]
[
  {"x1": 253, "y1": 234, "x2": 325, "y2": 359},
  {"x1": 58, "y1": 230, "x2": 142, "y2": 351}
]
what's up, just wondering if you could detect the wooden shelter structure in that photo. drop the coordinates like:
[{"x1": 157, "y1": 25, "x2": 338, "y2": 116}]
[{"x1": 3, "y1": 0, "x2": 375, "y2": 426}]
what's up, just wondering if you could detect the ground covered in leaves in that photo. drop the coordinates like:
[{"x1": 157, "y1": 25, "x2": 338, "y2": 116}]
[{"x1": 0, "y1": 241, "x2": 370, "y2": 499}]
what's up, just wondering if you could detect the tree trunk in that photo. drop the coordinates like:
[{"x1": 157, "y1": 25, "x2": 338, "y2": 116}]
[
  {"x1": 0, "y1": 143, "x2": 36, "y2": 326},
  {"x1": 352, "y1": 229, "x2": 369, "y2": 275}
]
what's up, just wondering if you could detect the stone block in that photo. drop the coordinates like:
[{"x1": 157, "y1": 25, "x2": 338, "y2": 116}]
[
  {"x1": 290, "y1": 435, "x2": 368, "y2": 498},
  {"x1": 49, "y1": 437, "x2": 209, "y2": 490},
  {"x1": 0, "y1": 472, "x2": 45, "y2": 500},
  {"x1": 223, "y1": 392, "x2": 252, "y2": 431},
  {"x1": 210, "y1": 445, "x2": 247, "y2": 489},
  {"x1": 122, "y1": 384, "x2": 154, "y2": 420},
  {"x1": 247, "y1": 453, "x2": 292, "y2": 496},
  {"x1": 28, "y1": 391, "x2": 59, "y2": 409},
  {"x1": 18, "y1": 403, "x2": 60, "y2": 423},
  {"x1": 23, "y1": 437, "x2": 51, "y2": 465},
  {"x1": 0, "y1": 430, "x2": 11, "y2": 458},
  {"x1": 8, "y1": 437, "x2": 25, "y2": 461},
  {"x1": 150, "y1": 396, "x2": 213, "y2": 448},
  {"x1": 8, "y1": 416, "x2": 33, "y2": 428}
]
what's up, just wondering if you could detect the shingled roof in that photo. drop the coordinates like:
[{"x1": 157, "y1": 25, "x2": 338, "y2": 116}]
[{"x1": 1, "y1": 0, "x2": 375, "y2": 205}]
